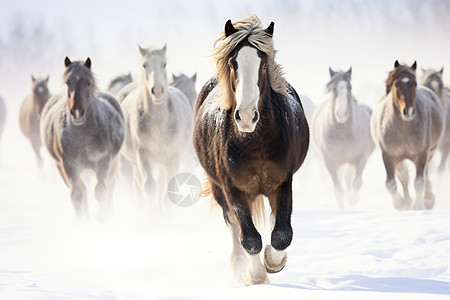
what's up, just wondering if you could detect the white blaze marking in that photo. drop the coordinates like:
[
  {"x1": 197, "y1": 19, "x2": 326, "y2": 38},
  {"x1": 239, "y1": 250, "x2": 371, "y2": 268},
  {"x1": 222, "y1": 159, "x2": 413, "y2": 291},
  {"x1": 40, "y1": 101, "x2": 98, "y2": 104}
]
[
  {"x1": 401, "y1": 77, "x2": 410, "y2": 83},
  {"x1": 234, "y1": 46, "x2": 260, "y2": 132},
  {"x1": 334, "y1": 80, "x2": 349, "y2": 123}
]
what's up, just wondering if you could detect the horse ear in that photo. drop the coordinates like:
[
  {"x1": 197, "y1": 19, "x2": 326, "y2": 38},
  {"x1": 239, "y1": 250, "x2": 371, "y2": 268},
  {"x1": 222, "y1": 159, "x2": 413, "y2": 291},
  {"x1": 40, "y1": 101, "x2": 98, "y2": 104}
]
[
  {"x1": 45, "y1": 75, "x2": 49, "y2": 83},
  {"x1": 411, "y1": 61, "x2": 417, "y2": 71},
  {"x1": 329, "y1": 67, "x2": 335, "y2": 77},
  {"x1": 225, "y1": 20, "x2": 238, "y2": 37},
  {"x1": 31, "y1": 75, "x2": 36, "y2": 83},
  {"x1": 138, "y1": 45, "x2": 147, "y2": 56},
  {"x1": 64, "y1": 57, "x2": 72, "y2": 67},
  {"x1": 162, "y1": 43, "x2": 167, "y2": 53},
  {"x1": 394, "y1": 60, "x2": 400, "y2": 68},
  {"x1": 172, "y1": 73, "x2": 177, "y2": 81},
  {"x1": 265, "y1": 22, "x2": 275, "y2": 37},
  {"x1": 347, "y1": 67, "x2": 352, "y2": 77},
  {"x1": 440, "y1": 67, "x2": 444, "y2": 75},
  {"x1": 85, "y1": 57, "x2": 91, "y2": 69},
  {"x1": 192, "y1": 72, "x2": 197, "y2": 82}
]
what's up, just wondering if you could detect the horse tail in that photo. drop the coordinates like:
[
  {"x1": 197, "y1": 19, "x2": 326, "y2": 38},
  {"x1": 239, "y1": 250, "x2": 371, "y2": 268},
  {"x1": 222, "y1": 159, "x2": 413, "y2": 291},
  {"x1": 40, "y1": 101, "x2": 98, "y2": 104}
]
[{"x1": 251, "y1": 195, "x2": 266, "y2": 229}]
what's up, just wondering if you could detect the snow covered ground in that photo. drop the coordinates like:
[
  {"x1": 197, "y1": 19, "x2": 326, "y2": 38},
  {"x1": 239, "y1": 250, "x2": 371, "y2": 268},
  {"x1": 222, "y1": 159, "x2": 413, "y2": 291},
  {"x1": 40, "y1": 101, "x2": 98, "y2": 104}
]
[{"x1": 1, "y1": 1, "x2": 450, "y2": 299}]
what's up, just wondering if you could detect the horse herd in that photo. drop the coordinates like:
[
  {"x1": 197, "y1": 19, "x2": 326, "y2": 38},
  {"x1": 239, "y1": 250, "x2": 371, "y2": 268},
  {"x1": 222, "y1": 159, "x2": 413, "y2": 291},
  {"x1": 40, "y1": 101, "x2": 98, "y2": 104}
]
[{"x1": 0, "y1": 15, "x2": 449, "y2": 285}]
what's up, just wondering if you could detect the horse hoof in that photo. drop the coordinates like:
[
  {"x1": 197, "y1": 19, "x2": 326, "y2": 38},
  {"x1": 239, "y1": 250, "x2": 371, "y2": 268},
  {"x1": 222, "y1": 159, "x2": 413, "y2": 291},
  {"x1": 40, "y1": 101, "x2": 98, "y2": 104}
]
[
  {"x1": 241, "y1": 236, "x2": 262, "y2": 255},
  {"x1": 263, "y1": 245, "x2": 287, "y2": 273},
  {"x1": 271, "y1": 226, "x2": 293, "y2": 251}
]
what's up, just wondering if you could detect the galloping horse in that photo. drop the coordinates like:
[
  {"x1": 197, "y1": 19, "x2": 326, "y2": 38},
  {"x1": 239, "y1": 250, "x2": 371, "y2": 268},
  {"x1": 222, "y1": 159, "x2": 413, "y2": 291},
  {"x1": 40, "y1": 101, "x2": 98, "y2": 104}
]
[
  {"x1": 119, "y1": 44, "x2": 192, "y2": 214},
  {"x1": 170, "y1": 73, "x2": 197, "y2": 111},
  {"x1": 371, "y1": 61, "x2": 444, "y2": 210},
  {"x1": 40, "y1": 57, "x2": 125, "y2": 219},
  {"x1": 420, "y1": 67, "x2": 450, "y2": 173},
  {"x1": 19, "y1": 75, "x2": 51, "y2": 167},
  {"x1": 193, "y1": 15, "x2": 309, "y2": 285},
  {"x1": 312, "y1": 67, "x2": 374, "y2": 207}
]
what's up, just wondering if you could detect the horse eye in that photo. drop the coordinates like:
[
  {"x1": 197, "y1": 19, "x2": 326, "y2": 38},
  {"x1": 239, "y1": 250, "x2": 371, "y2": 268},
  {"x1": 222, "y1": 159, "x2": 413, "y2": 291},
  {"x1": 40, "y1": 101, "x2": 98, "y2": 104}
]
[
  {"x1": 164, "y1": 63, "x2": 167, "y2": 68},
  {"x1": 143, "y1": 64, "x2": 147, "y2": 69},
  {"x1": 263, "y1": 65, "x2": 268, "y2": 70}
]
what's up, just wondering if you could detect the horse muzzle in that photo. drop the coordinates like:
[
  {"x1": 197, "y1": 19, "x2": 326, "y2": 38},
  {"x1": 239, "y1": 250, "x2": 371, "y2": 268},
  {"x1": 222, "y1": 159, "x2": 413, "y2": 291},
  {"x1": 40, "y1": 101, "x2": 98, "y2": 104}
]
[
  {"x1": 234, "y1": 108, "x2": 260, "y2": 133},
  {"x1": 70, "y1": 108, "x2": 86, "y2": 125},
  {"x1": 402, "y1": 107, "x2": 415, "y2": 121}
]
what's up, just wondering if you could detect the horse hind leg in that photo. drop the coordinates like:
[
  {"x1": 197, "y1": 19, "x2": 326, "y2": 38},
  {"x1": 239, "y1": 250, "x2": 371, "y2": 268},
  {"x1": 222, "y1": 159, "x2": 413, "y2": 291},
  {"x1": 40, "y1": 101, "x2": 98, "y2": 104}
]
[{"x1": 438, "y1": 142, "x2": 450, "y2": 173}]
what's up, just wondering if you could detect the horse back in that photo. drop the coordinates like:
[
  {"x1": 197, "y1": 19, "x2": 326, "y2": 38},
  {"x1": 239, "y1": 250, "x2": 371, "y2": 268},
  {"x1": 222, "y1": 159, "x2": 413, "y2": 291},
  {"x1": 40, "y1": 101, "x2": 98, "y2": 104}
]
[{"x1": 195, "y1": 77, "x2": 218, "y2": 117}]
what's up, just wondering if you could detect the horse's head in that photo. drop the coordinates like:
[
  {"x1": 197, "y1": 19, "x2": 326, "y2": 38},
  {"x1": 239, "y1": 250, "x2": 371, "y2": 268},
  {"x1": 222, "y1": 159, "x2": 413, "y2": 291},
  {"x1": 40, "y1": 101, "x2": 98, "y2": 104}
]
[
  {"x1": 31, "y1": 75, "x2": 50, "y2": 115},
  {"x1": 388, "y1": 60, "x2": 417, "y2": 121},
  {"x1": 63, "y1": 57, "x2": 95, "y2": 125},
  {"x1": 327, "y1": 67, "x2": 352, "y2": 123},
  {"x1": 214, "y1": 17, "x2": 286, "y2": 133},
  {"x1": 420, "y1": 67, "x2": 444, "y2": 98},
  {"x1": 171, "y1": 73, "x2": 197, "y2": 103},
  {"x1": 139, "y1": 44, "x2": 168, "y2": 104}
]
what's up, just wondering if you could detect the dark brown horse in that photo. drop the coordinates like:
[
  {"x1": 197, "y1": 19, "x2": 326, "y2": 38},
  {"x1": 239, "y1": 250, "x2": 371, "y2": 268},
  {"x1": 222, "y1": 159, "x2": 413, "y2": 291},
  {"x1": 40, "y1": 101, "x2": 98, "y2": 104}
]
[
  {"x1": 19, "y1": 75, "x2": 51, "y2": 167},
  {"x1": 193, "y1": 15, "x2": 309, "y2": 285}
]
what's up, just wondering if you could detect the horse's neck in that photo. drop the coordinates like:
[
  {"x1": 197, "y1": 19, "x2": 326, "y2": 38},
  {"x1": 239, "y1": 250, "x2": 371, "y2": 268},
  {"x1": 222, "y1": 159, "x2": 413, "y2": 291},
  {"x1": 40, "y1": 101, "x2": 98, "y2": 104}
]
[{"x1": 140, "y1": 86, "x2": 170, "y2": 117}]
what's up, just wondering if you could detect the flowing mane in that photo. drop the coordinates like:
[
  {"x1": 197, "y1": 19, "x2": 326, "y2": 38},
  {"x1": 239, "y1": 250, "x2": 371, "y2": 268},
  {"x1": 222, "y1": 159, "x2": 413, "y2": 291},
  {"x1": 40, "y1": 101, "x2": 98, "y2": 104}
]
[
  {"x1": 212, "y1": 15, "x2": 287, "y2": 109},
  {"x1": 385, "y1": 65, "x2": 415, "y2": 95}
]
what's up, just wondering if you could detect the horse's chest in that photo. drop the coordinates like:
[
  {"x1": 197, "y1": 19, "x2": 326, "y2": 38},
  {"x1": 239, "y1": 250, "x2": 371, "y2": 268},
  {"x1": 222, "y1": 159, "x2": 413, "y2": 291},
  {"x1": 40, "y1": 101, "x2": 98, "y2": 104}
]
[
  {"x1": 381, "y1": 122, "x2": 424, "y2": 156},
  {"x1": 230, "y1": 159, "x2": 285, "y2": 195}
]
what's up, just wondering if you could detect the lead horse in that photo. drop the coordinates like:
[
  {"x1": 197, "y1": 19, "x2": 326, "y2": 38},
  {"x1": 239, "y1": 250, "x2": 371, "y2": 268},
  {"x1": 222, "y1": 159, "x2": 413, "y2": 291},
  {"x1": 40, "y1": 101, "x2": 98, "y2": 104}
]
[
  {"x1": 371, "y1": 61, "x2": 444, "y2": 210},
  {"x1": 193, "y1": 15, "x2": 309, "y2": 285},
  {"x1": 41, "y1": 57, "x2": 125, "y2": 219}
]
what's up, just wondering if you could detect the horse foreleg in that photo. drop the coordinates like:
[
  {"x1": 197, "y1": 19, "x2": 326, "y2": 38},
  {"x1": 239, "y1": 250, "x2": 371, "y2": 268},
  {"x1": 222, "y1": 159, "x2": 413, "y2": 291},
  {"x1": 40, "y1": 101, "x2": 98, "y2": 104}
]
[
  {"x1": 226, "y1": 185, "x2": 266, "y2": 285},
  {"x1": 31, "y1": 136, "x2": 43, "y2": 168},
  {"x1": 382, "y1": 152, "x2": 403, "y2": 210},
  {"x1": 324, "y1": 158, "x2": 344, "y2": 208},
  {"x1": 413, "y1": 153, "x2": 428, "y2": 210},
  {"x1": 94, "y1": 157, "x2": 114, "y2": 221},
  {"x1": 396, "y1": 161, "x2": 412, "y2": 209},
  {"x1": 263, "y1": 212, "x2": 287, "y2": 275},
  {"x1": 63, "y1": 164, "x2": 87, "y2": 218}
]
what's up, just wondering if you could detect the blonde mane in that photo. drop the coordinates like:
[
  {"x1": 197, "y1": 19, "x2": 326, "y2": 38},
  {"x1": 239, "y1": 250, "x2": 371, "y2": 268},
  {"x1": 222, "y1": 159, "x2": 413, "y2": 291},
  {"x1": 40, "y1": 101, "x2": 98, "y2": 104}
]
[{"x1": 212, "y1": 15, "x2": 288, "y2": 110}]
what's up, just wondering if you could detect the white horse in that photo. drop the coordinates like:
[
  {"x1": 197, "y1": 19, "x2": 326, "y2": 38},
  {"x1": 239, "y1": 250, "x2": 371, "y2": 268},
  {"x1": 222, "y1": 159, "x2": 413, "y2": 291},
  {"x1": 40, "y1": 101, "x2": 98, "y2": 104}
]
[
  {"x1": 119, "y1": 44, "x2": 193, "y2": 215},
  {"x1": 420, "y1": 67, "x2": 450, "y2": 173},
  {"x1": 312, "y1": 67, "x2": 374, "y2": 207}
]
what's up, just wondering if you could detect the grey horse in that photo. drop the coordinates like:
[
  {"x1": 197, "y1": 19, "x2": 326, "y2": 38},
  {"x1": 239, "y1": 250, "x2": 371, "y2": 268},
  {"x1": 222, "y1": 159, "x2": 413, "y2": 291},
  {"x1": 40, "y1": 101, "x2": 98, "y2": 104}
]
[
  {"x1": 312, "y1": 67, "x2": 374, "y2": 207},
  {"x1": 420, "y1": 67, "x2": 450, "y2": 173},
  {"x1": 40, "y1": 57, "x2": 125, "y2": 219},
  {"x1": 371, "y1": 61, "x2": 444, "y2": 210}
]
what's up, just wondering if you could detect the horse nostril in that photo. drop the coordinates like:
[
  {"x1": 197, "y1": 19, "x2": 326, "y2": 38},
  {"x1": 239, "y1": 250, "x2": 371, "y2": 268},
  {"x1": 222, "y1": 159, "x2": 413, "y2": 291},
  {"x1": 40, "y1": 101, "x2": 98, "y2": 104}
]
[
  {"x1": 151, "y1": 87, "x2": 155, "y2": 95},
  {"x1": 235, "y1": 109, "x2": 241, "y2": 121},
  {"x1": 403, "y1": 108, "x2": 408, "y2": 116},
  {"x1": 70, "y1": 108, "x2": 75, "y2": 116},
  {"x1": 79, "y1": 108, "x2": 85, "y2": 117},
  {"x1": 252, "y1": 110, "x2": 259, "y2": 123}
]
